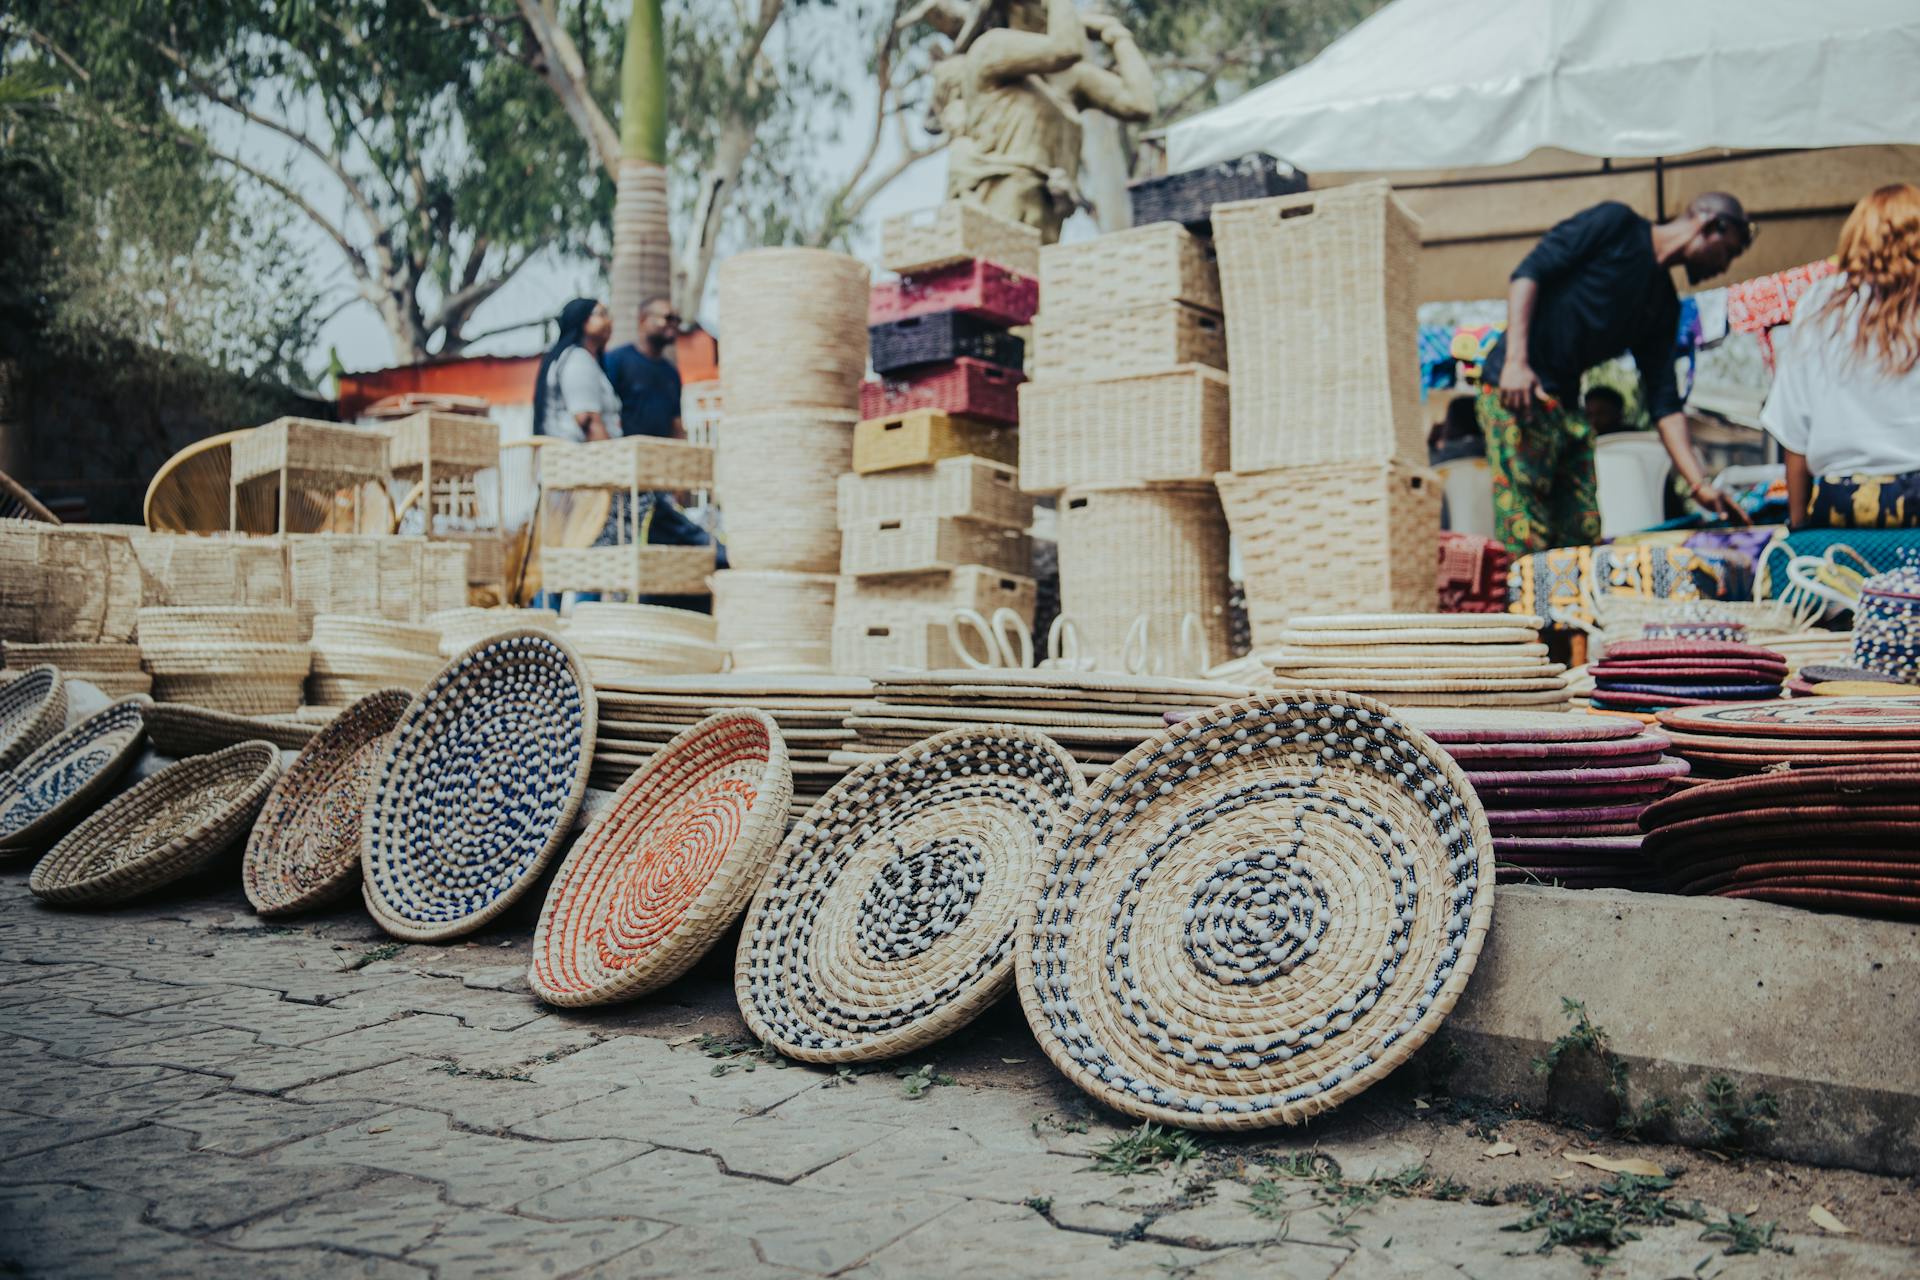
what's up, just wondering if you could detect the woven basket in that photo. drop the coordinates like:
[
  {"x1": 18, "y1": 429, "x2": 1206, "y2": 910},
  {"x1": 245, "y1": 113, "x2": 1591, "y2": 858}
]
[
  {"x1": 541, "y1": 437, "x2": 714, "y2": 492},
  {"x1": 284, "y1": 536, "x2": 466, "y2": 631},
  {"x1": 62, "y1": 671, "x2": 153, "y2": 699},
  {"x1": 880, "y1": 202, "x2": 1040, "y2": 277},
  {"x1": 1056, "y1": 485, "x2": 1232, "y2": 671},
  {"x1": 244, "y1": 688, "x2": 411, "y2": 916},
  {"x1": 1215, "y1": 182, "x2": 1424, "y2": 469},
  {"x1": 144, "y1": 701, "x2": 319, "y2": 755},
  {"x1": 841, "y1": 516, "x2": 1031, "y2": 578},
  {"x1": 852, "y1": 409, "x2": 1015, "y2": 475},
  {"x1": 1019, "y1": 365, "x2": 1230, "y2": 495},
  {"x1": 360, "y1": 630, "x2": 596, "y2": 942},
  {"x1": 1217, "y1": 462, "x2": 1441, "y2": 649},
  {"x1": 311, "y1": 614, "x2": 440, "y2": 656},
  {"x1": 831, "y1": 616, "x2": 970, "y2": 674},
  {"x1": 736, "y1": 726, "x2": 1080, "y2": 1062},
  {"x1": 309, "y1": 647, "x2": 443, "y2": 684},
  {"x1": 836, "y1": 566, "x2": 1037, "y2": 624},
  {"x1": 837, "y1": 458, "x2": 1031, "y2": 531},
  {"x1": 430, "y1": 606, "x2": 560, "y2": 657},
  {"x1": 531, "y1": 711, "x2": 793, "y2": 1005},
  {"x1": 0, "y1": 520, "x2": 141, "y2": 643},
  {"x1": 541, "y1": 544, "x2": 715, "y2": 596},
  {"x1": 569, "y1": 602, "x2": 717, "y2": 645},
  {"x1": 137, "y1": 606, "x2": 302, "y2": 649},
  {"x1": 128, "y1": 531, "x2": 288, "y2": 607},
  {"x1": 2, "y1": 641, "x2": 144, "y2": 673},
  {"x1": 383, "y1": 411, "x2": 500, "y2": 477},
  {"x1": 0, "y1": 666, "x2": 68, "y2": 773},
  {"x1": 1032, "y1": 302, "x2": 1226, "y2": 382},
  {"x1": 0, "y1": 697, "x2": 149, "y2": 856},
  {"x1": 230, "y1": 418, "x2": 388, "y2": 487},
  {"x1": 573, "y1": 629, "x2": 728, "y2": 682},
  {"x1": 728, "y1": 641, "x2": 831, "y2": 673},
  {"x1": 1039, "y1": 222, "x2": 1221, "y2": 317},
  {"x1": 718, "y1": 248, "x2": 869, "y2": 415},
  {"x1": 715, "y1": 413, "x2": 852, "y2": 574},
  {"x1": 149, "y1": 674, "x2": 305, "y2": 716},
  {"x1": 710, "y1": 571, "x2": 838, "y2": 652}
]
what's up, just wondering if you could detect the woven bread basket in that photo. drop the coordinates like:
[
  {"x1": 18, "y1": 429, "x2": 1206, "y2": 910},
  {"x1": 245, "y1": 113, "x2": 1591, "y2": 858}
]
[
  {"x1": 0, "y1": 666, "x2": 69, "y2": 773},
  {"x1": 0, "y1": 697, "x2": 149, "y2": 855}
]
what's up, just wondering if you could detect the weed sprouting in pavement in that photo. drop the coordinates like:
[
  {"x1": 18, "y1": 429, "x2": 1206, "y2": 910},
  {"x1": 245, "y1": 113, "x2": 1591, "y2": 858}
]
[{"x1": 1090, "y1": 1123, "x2": 1204, "y2": 1176}]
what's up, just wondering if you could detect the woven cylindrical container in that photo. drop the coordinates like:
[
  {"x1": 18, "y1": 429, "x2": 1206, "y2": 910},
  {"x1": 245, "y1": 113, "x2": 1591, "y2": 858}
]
[
  {"x1": 715, "y1": 412, "x2": 854, "y2": 573},
  {"x1": 1055, "y1": 484, "x2": 1233, "y2": 672},
  {"x1": 710, "y1": 571, "x2": 838, "y2": 656},
  {"x1": 430, "y1": 606, "x2": 560, "y2": 657},
  {"x1": 718, "y1": 249, "x2": 869, "y2": 415},
  {"x1": 128, "y1": 532, "x2": 288, "y2": 607},
  {"x1": 137, "y1": 606, "x2": 301, "y2": 649},
  {"x1": 0, "y1": 521, "x2": 141, "y2": 643}
]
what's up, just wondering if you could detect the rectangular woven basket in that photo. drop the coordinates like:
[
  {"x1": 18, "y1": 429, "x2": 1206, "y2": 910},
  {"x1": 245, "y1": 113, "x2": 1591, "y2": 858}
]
[
  {"x1": 841, "y1": 515, "x2": 1032, "y2": 578},
  {"x1": 231, "y1": 418, "x2": 390, "y2": 487},
  {"x1": 860, "y1": 359, "x2": 1024, "y2": 425},
  {"x1": 286, "y1": 535, "x2": 470, "y2": 631},
  {"x1": 1039, "y1": 223, "x2": 1221, "y2": 317},
  {"x1": 541, "y1": 437, "x2": 714, "y2": 492},
  {"x1": 1128, "y1": 154, "x2": 1308, "y2": 231},
  {"x1": 540, "y1": 543, "x2": 715, "y2": 596},
  {"x1": 831, "y1": 616, "x2": 970, "y2": 675},
  {"x1": 1055, "y1": 484, "x2": 1232, "y2": 671},
  {"x1": 868, "y1": 260, "x2": 1039, "y2": 327},
  {"x1": 1018, "y1": 365, "x2": 1229, "y2": 494},
  {"x1": 836, "y1": 565, "x2": 1036, "y2": 623},
  {"x1": 1032, "y1": 302, "x2": 1226, "y2": 382},
  {"x1": 853, "y1": 409, "x2": 1016, "y2": 474},
  {"x1": 0, "y1": 521, "x2": 141, "y2": 643},
  {"x1": 129, "y1": 531, "x2": 288, "y2": 607},
  {"x1": 869, "y1": 312, "x2": 1025, "y2": 377},
  {"x1": 1214, "y1": 181, "x2": 1424, "y2": 470},
  {"x1": 881, "y1": 203, "x2": 1040, "y2": 278},
  {"x1": 837, "y1": 458, "x2": 1032, "y2": 531},
  {"x1": 1215, "y1": 460, "x2": 1441, "y2": 648},
  {"x1": 384, "y1": 411, "x2": 501, "y2": 478}
]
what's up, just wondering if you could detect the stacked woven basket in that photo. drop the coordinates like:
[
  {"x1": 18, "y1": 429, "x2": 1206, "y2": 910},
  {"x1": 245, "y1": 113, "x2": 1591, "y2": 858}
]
[
  {"x1": 0, "y1": 522, "x2": 145, "y2": 690},
  {"x1": 566, "y1": 602, "x2": 724, "y2": 682},
  {"x1": 1267, "y1": 613, "x2": 1572, "y2": 709},
  {"x1": 305, "y1": 614, "x2": 443, "y2": 711},
  {"x1": 137, "y1": 606, "x2": 311, "y2": 715},
  {"x1": 429, "y1": 606, "x2": 559, "y2": 657}
]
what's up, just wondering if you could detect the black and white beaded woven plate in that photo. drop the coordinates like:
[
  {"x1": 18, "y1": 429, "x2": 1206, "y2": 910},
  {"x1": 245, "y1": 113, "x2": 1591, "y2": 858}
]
[
  {"x1": 0, "y1": 697, "x2": 148, "y2": 855},
  {"x1": 1016, "y1": 691, "x2": 1494, "y2": 1131},
  {"x1": 360, "y1": 631, "x2": 597, "y2": 942},
  {"x1": 734, "y1": 726, "x2": 1080, "y2": 1063}
]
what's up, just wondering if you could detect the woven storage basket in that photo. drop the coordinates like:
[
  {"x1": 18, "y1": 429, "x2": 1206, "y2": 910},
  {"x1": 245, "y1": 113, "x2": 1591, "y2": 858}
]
[
  {"x1": 430, "y1": 606, "x2": 559, "y2": 657},
  {"x1": 30, "y1": 741, "x2": 283, "y2": 907},
  {"x1": 541, "y1": 437, "x2": 714, "y2": 492},
  {"x1": 309, "y1": 647, "x2": 443, "y2": 684},
  {"x1": 1016, "y1": 690, "x2": 1492, "y2": 1130},
  {"x1": 715, "y1": 413, "x2": 852, "y2": 574},
  {"x1": 128, "y1": 531, "x2": 288, "y2": 607},
  {"x1": 881, "y1": 202, "x2": 1040, "y2": 277},
  {"x1": 442, "y1": 531, "x2": 505, "y2": 587},
  {"x1": 570, "y1": 601, "x2": 717, "y2": 645},
  {"x1": 361, "y1": 631, "x2": 596, "y2": 942},
  {"x1": 0, "y1": 521, "x2": 140, "y2": 643},
  {"x1": 837, "y1": 457, "x2": 1031, "y2": 531},
  {"x1": 831, "y1": 617, "x2": 970, "y2": 674},
  {"x1": 718, "y1": 248, "x2": 868, "y2": 416},
  {"x1": 1056, "y1": 484, "x2": 1232, "y2": 671},
  {"x1": 1039, "y1": 223, "x2": 1221, "y2": 316},
  {"x1": 384, "y1": 411, "x2": 500, "y2": 477},
  {"x1": 1217, "y1": 462, "x2": 1441, "y2": 649},
  {"x1": 149, "y1": 674, "x2": 305, "y2": 716},
  {"x1": 0, "y1": 696, "x2": 148, "y2": 855},
  {"x1": 311, "y1": 614, "x2": 440, "y2": 655},
  {"x1": 0, "y1": 666, "x2": 69, "y2": 773},
  {"x1": 1019, "y1": 365, "x2": 1230, "y2": 495},
  {"x1": 837, "y1": 565, "x2": 1036, "y2": 624},
  {"x1": 841, "y1": 516, "x2": 1031, "y2": 578},
  {"x1": 710, "y1": 571, "x2": 838, "y2": 653},
  {"x1": 531, "y1": 711, "x2": 793, "y2": 1005},
  {"x1": 737, "y1": 726, "x2": 1080, "y2": 1062},
  {"x1": 1033, "y1": 302, "x2": 1226, "y2": 382},
  {"x1": 729, "y1": 641, "x2": 830, "y2": 673},
  {"x1": 541, "y1": 544, "x2": 715, "y2": 596},
  {"x1": 230, "y1": 418, "x2": 388, "y2": 486},
  {"x1": 1215, "y1": 182, "x2": 1424, "y2": 469},
  {"x1": 144, "y1": 643, "x2": 311, "y2": 680},
  {"x1": 137, "y1": 606, "x2": 302, "y2": 649},
  {"x1": 285, "y1": 535, "x2": 380, "y2": 628},
  {"x1": 2, "y1": 641, "x2": 144, "y2": 673},
  {"x1": 853, "y1": 410, "x2": 1015, "y2": 475},
  {"x1": 144, "y1": 702, "x2": 318, "y2": 755},
  {"x1": 244, "y1": 688, "x2": 411, "y2": 916}
]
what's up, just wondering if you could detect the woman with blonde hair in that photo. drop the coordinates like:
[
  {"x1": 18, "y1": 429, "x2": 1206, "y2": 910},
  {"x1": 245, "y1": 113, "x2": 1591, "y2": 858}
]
[{"x1": 1762, "y1": 183, "x2": 1920, "y2": 527}]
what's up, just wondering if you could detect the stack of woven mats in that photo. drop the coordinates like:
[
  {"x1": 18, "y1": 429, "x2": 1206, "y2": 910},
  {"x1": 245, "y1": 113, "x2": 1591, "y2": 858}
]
[
  {"x1": 1784, "y1": 664, "x2": 1920, "y2": 699},
  {"x1": 1586, "y1": 639, "x2": 1786, "y2": 719},
  {"x1": 1268, "y1": 613, "x2": 1570, "y2": 710},
  {"x1": 1653, "y1": 697, "x2": 1920, "y2": 780},
  {"x1": 1401, "y1": 708, "x2": 1686, "y2": 890},
  {"x1": 1640, "y1": 765, "x2": 1920, "y2": 921}
]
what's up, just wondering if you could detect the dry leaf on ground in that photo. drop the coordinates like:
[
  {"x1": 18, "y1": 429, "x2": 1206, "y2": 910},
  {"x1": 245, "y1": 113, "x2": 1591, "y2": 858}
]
[
  {"x1": 1563, "y1": 1152, "x2": 1665, "y2": 1177},
  {"x1": 1482, "y1": 1141, "x2": 1519, "y2": 1158},
  {"x1": 1809, "y1": 1205, "x2": 1852, "y2": 1234}
]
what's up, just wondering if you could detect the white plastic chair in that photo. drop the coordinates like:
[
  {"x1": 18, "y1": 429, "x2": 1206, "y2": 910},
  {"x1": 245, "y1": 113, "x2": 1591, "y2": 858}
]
[
  {"x1": 1434, "y1": 457, "x2": 1494, "y2": 538},
  {"x1": 1593, "y1": 433, "x2": 1672, "y2": 538}
]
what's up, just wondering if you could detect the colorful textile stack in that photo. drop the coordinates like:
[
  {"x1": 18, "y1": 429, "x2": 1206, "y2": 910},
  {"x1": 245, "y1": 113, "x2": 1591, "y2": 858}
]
[
  {"x1": 1403, "y1": 708, "x2": 1685, "y2": 890},
  {"x1": 1587, "y1": 639, "x2": 1787, "y2": 717},
  {"x1": 1653, "y1": 697, "x2": 1920, "y2": 779},
  {"x1": 1755, "y1": 629, "x2": 1855, "y2": 678},
  {"x1": 1437, "y1": 532, "x2": 1510, "y2": 614},
  {"x1": 1852, "y1": 568, "x2": 1920, "y2": 682},
  {"x1": 1268, "y1": 613, "x2": 1571, "y2": 709},
  {"x1": 1640, "y1": 765, "x2": 1920, "y2": 921},
  {"x1": 1507, "y1": 544, "x2": 1713, "y2": 629}
]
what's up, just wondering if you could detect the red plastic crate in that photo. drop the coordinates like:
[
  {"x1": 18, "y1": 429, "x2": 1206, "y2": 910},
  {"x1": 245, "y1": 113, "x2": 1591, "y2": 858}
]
[
  {"x1": 868, "y1": 260, "x2": 1039, "y2": 327},
  {"x1": 860, "y1": 358, "x2": 1025, "y2": 425}
]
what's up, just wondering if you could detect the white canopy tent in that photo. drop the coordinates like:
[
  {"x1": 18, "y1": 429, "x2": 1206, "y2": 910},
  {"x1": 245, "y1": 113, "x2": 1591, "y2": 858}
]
[{"x1": 1166, "y1": 0, "x2": 1920, "y2": 303}]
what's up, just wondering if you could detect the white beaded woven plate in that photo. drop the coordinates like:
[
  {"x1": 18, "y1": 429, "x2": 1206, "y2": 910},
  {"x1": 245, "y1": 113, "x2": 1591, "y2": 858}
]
[{"x1": 1016, "y1": 690, "x2": 1495, "y2": 1131}]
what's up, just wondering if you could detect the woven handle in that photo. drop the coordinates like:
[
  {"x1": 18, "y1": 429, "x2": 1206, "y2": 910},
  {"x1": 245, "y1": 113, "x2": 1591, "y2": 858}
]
[{"x1": 947, "y1": 609, "x2": 1001, "y2": 669}]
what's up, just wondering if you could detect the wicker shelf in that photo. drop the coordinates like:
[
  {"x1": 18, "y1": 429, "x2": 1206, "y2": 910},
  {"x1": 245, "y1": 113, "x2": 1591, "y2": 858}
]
[
  {"x1": 230, "y1": 419, "x2": 391, "y2": 535},
  {"x1": 541, "y1": 543, "x2": 715, "y2": 596},
  {"x1": 540, "y1": 437, "x2": 714, "y2": 493}
]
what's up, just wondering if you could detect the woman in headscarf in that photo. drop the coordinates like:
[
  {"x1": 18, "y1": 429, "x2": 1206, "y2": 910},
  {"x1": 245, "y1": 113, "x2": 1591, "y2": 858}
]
[{"x1": 532, "y1": 298, "x2": 620, "y2": 441}]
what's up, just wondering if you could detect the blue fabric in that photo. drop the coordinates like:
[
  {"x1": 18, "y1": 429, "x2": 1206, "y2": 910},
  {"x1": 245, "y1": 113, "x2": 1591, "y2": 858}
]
[{"x1": 603, "y1": 345, "x2": 682, "y2": 439}]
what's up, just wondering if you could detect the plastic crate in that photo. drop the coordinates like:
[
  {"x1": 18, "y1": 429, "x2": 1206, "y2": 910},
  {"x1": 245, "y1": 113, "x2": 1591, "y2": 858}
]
[
  {"x1": 870, "y1": 311, "x2": 1025, "y2": 376},
  {"x1": 868, "y1": 260, "x2": 1040, "y2": 327},
  {"x1": 1128, "y1": 153, "x2": 1308, "y2": 232},
  {"x1": 860, "y1": 358, "x2": 1024, "y2": 425}
]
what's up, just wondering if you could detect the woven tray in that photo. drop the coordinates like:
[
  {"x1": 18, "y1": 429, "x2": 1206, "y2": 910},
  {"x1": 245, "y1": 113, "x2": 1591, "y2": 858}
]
[
  {"x1": 1016, "y1": 690, "x2": 1493, "y2": 1130},
  {"x1": 29, "y1": 741, "x2": 282, "y2": 906},
  {"x1": 737, "y1": 727, "x2": 1080, "y2": 1062},
  {"x1": 144, "y1": 701, "x2": 321, "y2": 755},
  {"x1": 360, "y1": 631, "x2": 596, "y2": 942},
  {"x1": 243, "y1": 689, "x2": 412, "y2": 917},
  {"x1": 532, "y1": 711, "x2": 792, "y2": 1006},
  {"x1": 0, "y1": 666, "x2": 68, "y2": 773},
  {"x1": 0, "y1": 697, "x2": 148, "y2": 855}
]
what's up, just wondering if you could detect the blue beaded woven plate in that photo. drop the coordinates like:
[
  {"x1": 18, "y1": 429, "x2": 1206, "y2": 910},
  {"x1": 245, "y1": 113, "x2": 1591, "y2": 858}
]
[
  {"x1": 1017, "y1": 691, "x2": 1495, "y2": 1131},
  {"x1": 360, "y1": 631, "x2": 597, "y2": 942},
  {"x1": 0, "y1": 697, "x2": 148, "y2": 855}
]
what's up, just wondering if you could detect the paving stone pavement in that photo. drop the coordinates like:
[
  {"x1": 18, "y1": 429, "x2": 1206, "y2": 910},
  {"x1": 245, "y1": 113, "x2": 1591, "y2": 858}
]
[{"x1": 2, "y1": 872, "x2": 1916, "y2": 1279}]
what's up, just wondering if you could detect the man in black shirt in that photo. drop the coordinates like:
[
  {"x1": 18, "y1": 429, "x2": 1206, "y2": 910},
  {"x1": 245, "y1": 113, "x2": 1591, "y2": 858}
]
[
  {"x1": 604, "y1": 295, "x2": 684, "y2": 439},
  {"x1": 1477, "y1": 193, "x2": 1754, "y2": 554}
]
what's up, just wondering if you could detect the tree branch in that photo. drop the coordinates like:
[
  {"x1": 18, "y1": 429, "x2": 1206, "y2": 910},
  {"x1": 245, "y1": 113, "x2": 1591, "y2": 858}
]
[{"x1": 513, "y1": 0, "x2": 619, "y2": 175}]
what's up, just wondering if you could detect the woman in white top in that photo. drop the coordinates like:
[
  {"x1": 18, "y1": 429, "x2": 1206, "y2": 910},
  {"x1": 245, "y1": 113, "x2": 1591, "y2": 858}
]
[
  {"x1": 1761, "y1": 184, "x2": 1920, "y2": 528},
  {"x1": 532, "y1": 297, "x2": 622, "y2": 442}
]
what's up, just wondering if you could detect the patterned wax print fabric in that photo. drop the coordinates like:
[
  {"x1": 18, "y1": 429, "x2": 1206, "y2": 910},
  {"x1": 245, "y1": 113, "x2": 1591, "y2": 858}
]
[
  {"x1": 1725, "y1": 259, "x2": 1839, "y2": 370},
  {"x1": 1807, "y1": 472, "x2": 1920, "y2": 530},
  {"x1": 1436, "y1": 531, "x2": 1511, "y2": 613},
  {"x1": 1508, "y1": 544, "x2": 1711, "y2": 628},
  {"x1": 1474, "y1": 386, "x2": 1601, "y2": 556}
]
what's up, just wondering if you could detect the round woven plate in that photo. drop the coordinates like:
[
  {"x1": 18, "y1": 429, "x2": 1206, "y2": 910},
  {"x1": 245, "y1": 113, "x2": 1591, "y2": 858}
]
[
  {"x1": 1465, "y1": 758, "x2": 1689, "y2": 787},
  {"x1": 1268, "y1": 675, "x2": 1566, "y2": 693},
  {"x1": 0, "y1": 697, "x2": 149, "y2": 855},
  {"x1": 243, "y1": 689, "x2": 413, "y2": 917},
  {"x1": 1491, "y1": 820, "x2": 1646, "y2": 837},
  {"x1": 1271, "y1": 653, "x2": 1554, "y2": 671},
  {"x1": 1486, "y1": 801, "x2": 1652, "y2": 825},
  {"x1": 532, "y1": 712, "x2": 792, "y2": 1007},
  {"x1": 1441, "y1": 731, "x2": 1671, "y2": 762},
  {"x1": 1397, "y1": 708, "x2": 1642, "y2": 744},
  {"x1": 1492, "y1": 835, "x2": 1644, "y2": 854},
  {"x1": 1597, "y1": 682, "x2": 1781, "y2": 700},
  {"x1": 1811, "y1": 681, "x2": 1920, "y2": 698},
  {"x1": 1017, "y1": 691, "x2": 1493, "y2": 1130},
  {"x1": 361, "y1": 631, "x2": 597, "y2": 943},
  {"x1": 1274, "y1": 643, "x2": 1551, "y2": 660},
  {"x1": 1657, "y1": 699, "x2": 1920, "y2": 739},
  {"x1": 1601, "y1": 640, "x2": 1786, "y2": 663},
  {"x1": 1588, "y1": 663, "x2": 1788, "y2": 682},
  {"x1": 1287, "y1": 613, "x2": 1547, "y2": 632},
  {"x1": 736, "y1": 727, "x2": 1079, "y2": 1064},
  {"x1": 1372, "y1": 690, "x2": 1574, "y2": 708},
  {"x1": 1639, "y1": 765, "x2": 1920, "y2": 823},
  {"x1": 1274, "y1": 627, "x2": 1539, "y2": 647},
  {"x1": 1800, "y1": 664, "x2": 1905, "y2": 686},
  {"x1": 144, "y1": 702, "x2": 320, "y2": 756},
  {"x1": 29, "y1": 741, "x2": 282, "y2": 907},
  {"x1": 0, "y1": 666, "x2": 68, "y2": 773}
]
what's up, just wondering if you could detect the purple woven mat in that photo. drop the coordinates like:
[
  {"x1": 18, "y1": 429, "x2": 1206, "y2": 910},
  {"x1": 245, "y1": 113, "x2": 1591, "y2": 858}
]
[
  {"x1": 1486, "y1": 801, "x2": 1654, "y2": 825},
  {"x1": 1597, "y1": 682, "x2": 1783, "y2": 700},
  {"x1": 1442, "y1": 731, "x2": 1671, "y2": 763},
  {"x1": 1465, "y1": 757, "x2": 1690, "y2": 788},
  {"x1": 1494, "y1": 835, "x2": 1646, "y2": 854}
]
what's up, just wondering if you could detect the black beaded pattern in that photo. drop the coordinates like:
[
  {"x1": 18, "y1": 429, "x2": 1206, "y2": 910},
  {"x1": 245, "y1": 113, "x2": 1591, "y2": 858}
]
[{"x1": 0, "y1": 700, "x2": 144, "y2": 840}]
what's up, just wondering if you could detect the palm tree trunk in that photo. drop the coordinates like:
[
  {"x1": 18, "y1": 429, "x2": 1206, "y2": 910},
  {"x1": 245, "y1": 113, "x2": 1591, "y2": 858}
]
[{"x1": 609, "y1": 0, "x2": 671, "y2": 348}]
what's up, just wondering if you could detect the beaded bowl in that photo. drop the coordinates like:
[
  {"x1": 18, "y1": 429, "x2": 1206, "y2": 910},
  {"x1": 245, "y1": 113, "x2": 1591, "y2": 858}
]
[
  {"x1": 0, "y1": 665, "x2": 68, "y2": 773},
  {"x1": 360, "y1": 631, "x2": 596, "y2": 942},
  {"x1": 0, "y1": 697, "x2": 149, "y2": 855},
  {"x1": 1016, "y1": 691, "x2": 1494, "y2": 1131},
  {"x1": 736, "y1": 726, "x2": 1080, "y2": 1063},
  {"x1": 531, "y1": 711, "x2": 792, "y2": 1006},
  {"x1": 244, "y1": 688, "x2": 413, "y2": 917}
]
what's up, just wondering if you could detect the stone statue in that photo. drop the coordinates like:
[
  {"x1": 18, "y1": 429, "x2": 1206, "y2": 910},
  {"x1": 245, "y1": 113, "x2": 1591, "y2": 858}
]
[{"x1": 907, "y1": 0, "x2": 1156, "y2": 244}]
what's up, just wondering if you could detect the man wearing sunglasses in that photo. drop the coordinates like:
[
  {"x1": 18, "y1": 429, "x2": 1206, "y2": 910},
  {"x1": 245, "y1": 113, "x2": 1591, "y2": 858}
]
[{"x1": 1477, "y1": 193, "x2": 1757, "y2": 555}]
